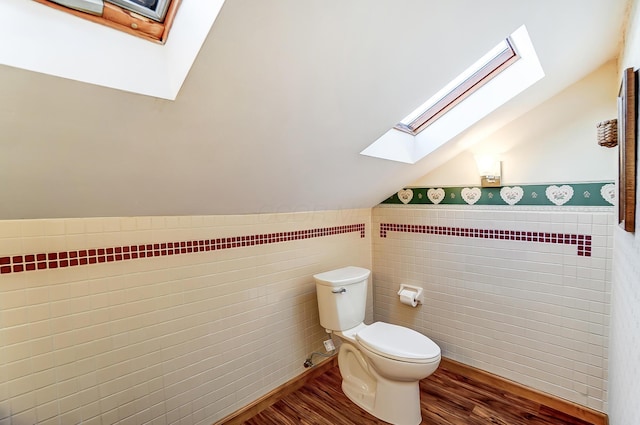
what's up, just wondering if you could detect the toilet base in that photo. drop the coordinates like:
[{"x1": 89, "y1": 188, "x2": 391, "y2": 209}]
[
  {"x1": 342, "y1": 378, "x2": 421, "y2": 425},
  {"x1": 338, "y1": 343, "x2": 422, "y2": 425}
]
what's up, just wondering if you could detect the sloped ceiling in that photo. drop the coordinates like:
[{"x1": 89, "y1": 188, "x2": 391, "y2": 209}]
[{"x1": 0, "y1": 0, "x2": 629, "y2": 219}]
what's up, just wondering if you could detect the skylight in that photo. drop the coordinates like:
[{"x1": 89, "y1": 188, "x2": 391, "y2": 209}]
[
  {"x1": 0, "y1": 0, "x2": 225, "y2": 100},
  {"x1": 360, "y1": 25, "x2": 544, "y2": 164},
  {"x1": 395, "y1": 39, "x2": 519, "y2": 135}
]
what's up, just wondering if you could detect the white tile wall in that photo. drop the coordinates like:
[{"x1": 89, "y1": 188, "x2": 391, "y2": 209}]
[
  {"x1": 0, "y1": 209, "x2": 372, "y2": 425},
  {"x1": 372, "y1": 205, "x2": 613, "y2": 411},
  {"x1": 608, "y1": 224, "x2": 640, "y2": 425}
]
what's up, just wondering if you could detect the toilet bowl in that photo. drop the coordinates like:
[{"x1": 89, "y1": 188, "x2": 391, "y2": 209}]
[
  {"x1": 335, "y1": 322, "x2": 440, "y2": 425},
  {"x1": 313, "y1": 267, "x2": 441, "y2": 425}
]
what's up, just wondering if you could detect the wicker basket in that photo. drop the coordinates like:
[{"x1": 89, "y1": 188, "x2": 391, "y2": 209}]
[{"x1": 597, "y1": 119, "x2": 618, "y2": 148}]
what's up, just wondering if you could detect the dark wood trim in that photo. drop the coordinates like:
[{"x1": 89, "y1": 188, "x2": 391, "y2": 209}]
[
  {"x1": 159, "y1": 0, "x2": 181, "y2": 43},
  {"x1": 33, "y1": 0, "x2": 181, "y2": 44},
  {"x1": 439, "y1": 358, "x2": 608, "y2": 425},
  {"x1": 618, "y1": 67, "x2": 637, "y2": 233},
  {"x1": 214, "y1": 356, "x2": 338, "y2": 425}
]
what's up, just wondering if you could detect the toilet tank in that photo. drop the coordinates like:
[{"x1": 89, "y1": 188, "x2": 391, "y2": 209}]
[{"x1": 313, "y1": 266, "x2": 370, "y2": 332}]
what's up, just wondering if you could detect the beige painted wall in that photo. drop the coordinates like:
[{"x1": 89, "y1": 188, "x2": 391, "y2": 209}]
[{"x1": 412, "y1": 60, "x2": 618, "y2": 188}]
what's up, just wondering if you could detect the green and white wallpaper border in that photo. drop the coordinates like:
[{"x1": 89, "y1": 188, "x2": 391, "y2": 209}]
[{"x1": 381, "y1": 182, "x2": 616, "y2": 207}]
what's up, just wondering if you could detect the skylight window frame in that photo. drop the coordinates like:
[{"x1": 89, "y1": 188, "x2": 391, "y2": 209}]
[
  {"x1": 34, "y1": 0, "x2": 181, "y2": 44},
  {"x1": 395, "y1": 38, "x2": 520, "y2": 136},
  {"x1": 108, "y1": 0, "x2": 172, "y2": 22}
]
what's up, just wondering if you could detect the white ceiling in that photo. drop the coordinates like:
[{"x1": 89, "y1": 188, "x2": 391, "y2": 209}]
[{"x1": 0, "y1": 0, "x2": 630, "y2": 219}]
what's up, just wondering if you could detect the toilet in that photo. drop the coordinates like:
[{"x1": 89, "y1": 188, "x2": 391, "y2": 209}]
[{"x1": 313, "y1": 266, "x2": 441, "y2": 425}]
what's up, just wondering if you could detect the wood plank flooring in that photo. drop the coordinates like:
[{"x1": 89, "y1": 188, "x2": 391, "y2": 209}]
[{"x1": 244, "y1": 363, "x2": 598, "y2": 425}]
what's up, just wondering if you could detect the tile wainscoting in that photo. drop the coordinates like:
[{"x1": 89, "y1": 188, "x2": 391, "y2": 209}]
[
  {"x1": 0, "y1": 210, "x2": 372, "y2": 425},
  {"x1": 0, "y1": 204, "x2": 614, "y2": 423},
  {"x1": 372, "y1": 205, "x2": 613, "y2": 411},
  {"x1": 608, "y1": 224, "x2": 640, "y2": 425},
  {"x1": 0, "y1": 224, "x2": 366, "y2": 275}
]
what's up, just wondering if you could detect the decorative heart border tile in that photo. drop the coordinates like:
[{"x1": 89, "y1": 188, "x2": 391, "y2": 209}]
[
  {"x1": 382, "y1": 182, "x2": 615, "y2": 207},
  {"x1": 600, "y1": 183, "x2": 616, "y2": 205},
  {"x1": 427, "y1": 188, "x2": 445, "y2": 204},
  {"x1": 397, "y1": 189, "x2": 414, "y2": 204},
  {"x1": 461, "y1": 187, "x2": 481, "y2": 205},
  {"x1": 545, "y1": 185, "x2": 574, "y2": 206},
  {"x1": 500, "y1": 186, "x2": 524, "y2": 205}
]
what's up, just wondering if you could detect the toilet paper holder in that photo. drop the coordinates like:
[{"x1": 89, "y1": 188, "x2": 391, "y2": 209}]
[{"x1": 397, "y1": 284, "x2": 424, "y2": 305}]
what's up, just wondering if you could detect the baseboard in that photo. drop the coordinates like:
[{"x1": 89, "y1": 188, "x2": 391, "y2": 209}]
[
  {"x1": 214, "y1": 356, "x2": 338, "y2": 425},
  {"x1": 440, "y1": 358, "x2": 608, "y2": 425}
]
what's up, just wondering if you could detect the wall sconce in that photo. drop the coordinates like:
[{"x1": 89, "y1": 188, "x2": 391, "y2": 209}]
[{"x1": 474, "y1": 154, "x2": 502, "y2": 187}]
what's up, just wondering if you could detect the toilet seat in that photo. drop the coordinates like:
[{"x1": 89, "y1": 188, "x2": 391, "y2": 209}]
[{"x1": 356, "y1": 322, "x2": 440, "y2": 364}]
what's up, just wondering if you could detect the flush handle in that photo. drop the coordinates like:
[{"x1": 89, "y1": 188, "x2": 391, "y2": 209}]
[{"x1": 332, "y1": 288, "x2": 346, "y2": 294}]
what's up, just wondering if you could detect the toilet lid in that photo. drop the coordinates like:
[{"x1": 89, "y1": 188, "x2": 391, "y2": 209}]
[{"x1": 356, "y1": 322, "x2": 440, "y2": 363}]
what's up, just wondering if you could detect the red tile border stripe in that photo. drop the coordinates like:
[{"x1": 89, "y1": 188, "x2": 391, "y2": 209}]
[
  {"x1": 379, "y1": 223, "x2": 591, "y2": 257},
  {"x1": 0, "y1": 223, "x2": 366, "y2": 275}
]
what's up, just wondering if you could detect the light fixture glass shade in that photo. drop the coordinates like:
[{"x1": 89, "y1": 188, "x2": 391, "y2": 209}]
[{"x1": 474, "y1": 155, "x2": 502, "y2": 187}]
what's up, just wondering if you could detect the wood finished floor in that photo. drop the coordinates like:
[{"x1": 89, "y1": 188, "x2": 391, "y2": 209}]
[{"x1": 244, "y1": 365, "x2": 596, "y2": 425}]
